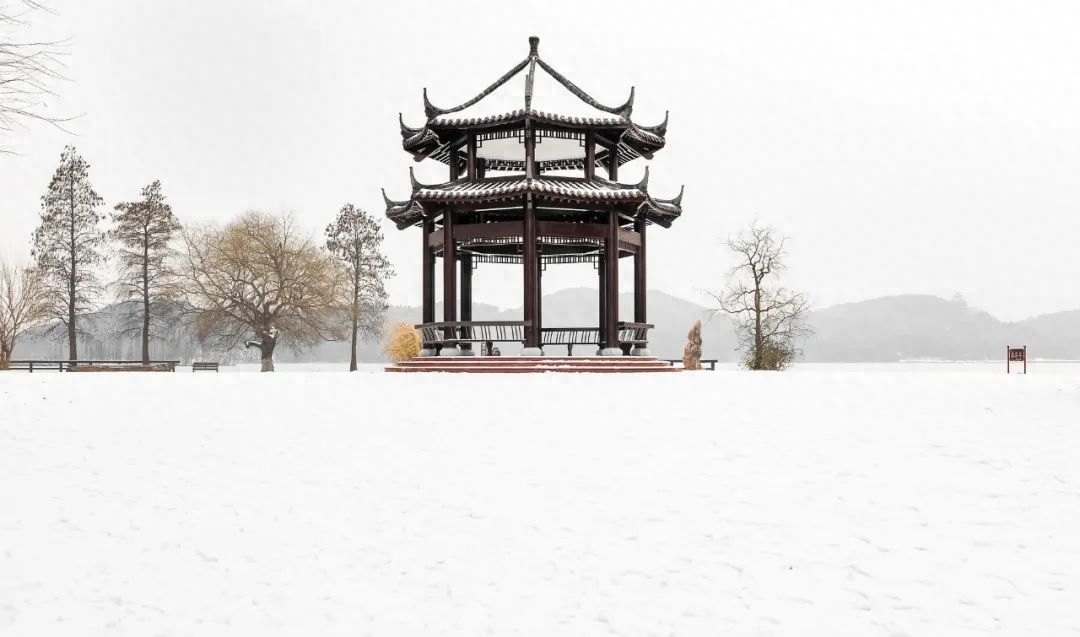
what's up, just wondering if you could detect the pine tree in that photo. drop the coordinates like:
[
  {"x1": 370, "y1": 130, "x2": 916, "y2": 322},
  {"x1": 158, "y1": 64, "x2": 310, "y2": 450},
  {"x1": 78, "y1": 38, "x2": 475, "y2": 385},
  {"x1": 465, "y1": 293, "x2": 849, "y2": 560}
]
[
  {"x1": 324, "y1": 204, "x2": 393, "y2": 371},
  {"x1": 110, "y1": 180, "x2": 181, "y2": 363},
  {"x1": 32, "y1": 145, "x2": 105, "y2": 360}
]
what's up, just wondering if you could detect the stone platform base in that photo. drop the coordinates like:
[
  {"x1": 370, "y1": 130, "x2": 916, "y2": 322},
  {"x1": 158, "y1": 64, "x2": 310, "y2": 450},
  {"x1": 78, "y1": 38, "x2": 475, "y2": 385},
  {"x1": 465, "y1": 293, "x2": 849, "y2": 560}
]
[{"x1": 385, "y1": 356, "x2": 680, "y2": 374}]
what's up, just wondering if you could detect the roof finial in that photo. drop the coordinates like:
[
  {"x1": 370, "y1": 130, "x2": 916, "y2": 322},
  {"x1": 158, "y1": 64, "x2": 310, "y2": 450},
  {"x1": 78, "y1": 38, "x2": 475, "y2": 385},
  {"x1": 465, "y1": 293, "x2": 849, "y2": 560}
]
[{"x1": 529, "y1": 36, "x2": 539, "y2": 56}]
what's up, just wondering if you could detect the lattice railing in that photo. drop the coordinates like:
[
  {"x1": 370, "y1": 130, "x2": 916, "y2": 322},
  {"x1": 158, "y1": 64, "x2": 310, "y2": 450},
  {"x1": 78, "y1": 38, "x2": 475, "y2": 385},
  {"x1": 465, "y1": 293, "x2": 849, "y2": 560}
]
[
  {"x1": 416, "y1": 321, "x2": 653, "y2": 349},
  {"x1": 617, "y1": 322, "x2": 653, "y2": 345},
  {"x1": 540, "y1": 327, "x2": 600, "y2": 345},
  {"x1": 417, "y1": 321, "x2": 530, "y2": 345}
]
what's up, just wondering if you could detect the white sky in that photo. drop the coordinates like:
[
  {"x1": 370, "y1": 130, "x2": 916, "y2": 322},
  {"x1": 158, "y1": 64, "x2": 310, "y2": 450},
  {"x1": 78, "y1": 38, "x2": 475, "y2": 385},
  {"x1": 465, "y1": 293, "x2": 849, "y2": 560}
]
[{"x1": 2, "y1": 0, "x2": 1079, "y2": 321}]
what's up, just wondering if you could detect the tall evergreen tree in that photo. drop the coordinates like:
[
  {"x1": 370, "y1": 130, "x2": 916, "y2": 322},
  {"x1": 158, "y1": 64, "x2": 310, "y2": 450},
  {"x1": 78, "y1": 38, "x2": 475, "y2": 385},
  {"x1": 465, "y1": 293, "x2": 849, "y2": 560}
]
[
  {"x1": 32, "y1": 145, "x2": 105, "y2": 359},
  {"x1": 109, "y1": 180, "x2": 181, "y2": 363},
  {"x1": 324, "y1": 204, "x2": 392, "y2": 371}
]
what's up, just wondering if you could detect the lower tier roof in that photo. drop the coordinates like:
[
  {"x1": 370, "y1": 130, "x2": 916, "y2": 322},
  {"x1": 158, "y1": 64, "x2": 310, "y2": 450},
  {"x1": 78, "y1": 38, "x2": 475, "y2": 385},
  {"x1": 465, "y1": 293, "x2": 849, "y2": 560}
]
[{"x1": 384, "y1": 171, "x2": 683, "y2": 230}]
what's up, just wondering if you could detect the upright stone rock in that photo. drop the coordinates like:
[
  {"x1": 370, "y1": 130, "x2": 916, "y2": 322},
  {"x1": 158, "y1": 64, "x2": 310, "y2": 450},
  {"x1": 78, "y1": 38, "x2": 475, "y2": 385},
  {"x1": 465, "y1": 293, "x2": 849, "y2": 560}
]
[{"x1": 683, "y1": 320, "x2": 702, "y2": 370}]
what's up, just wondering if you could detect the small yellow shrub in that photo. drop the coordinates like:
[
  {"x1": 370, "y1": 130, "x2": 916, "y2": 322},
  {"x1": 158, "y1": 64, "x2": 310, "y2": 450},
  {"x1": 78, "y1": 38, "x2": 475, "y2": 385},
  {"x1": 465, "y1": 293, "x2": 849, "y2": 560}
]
[{"x1": 384, "y1": 323, "x2": 422, "y2": 362}]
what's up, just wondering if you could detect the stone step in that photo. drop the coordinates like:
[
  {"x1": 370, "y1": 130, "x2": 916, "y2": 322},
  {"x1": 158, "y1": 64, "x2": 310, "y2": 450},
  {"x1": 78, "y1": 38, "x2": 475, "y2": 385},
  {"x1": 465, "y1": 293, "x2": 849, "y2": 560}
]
[
  {"x1": 395, "y1": 358, "x2": 670, "y2": 365},
  {"x1": 385, "y1": 365, "x2": 681, "y2": 374},
  {"x1": 397, "y1": 356, "x2": 666, "y2": 363},
  {"x1": 386, "y1": 355, "x2": 680, "y2": 373}
]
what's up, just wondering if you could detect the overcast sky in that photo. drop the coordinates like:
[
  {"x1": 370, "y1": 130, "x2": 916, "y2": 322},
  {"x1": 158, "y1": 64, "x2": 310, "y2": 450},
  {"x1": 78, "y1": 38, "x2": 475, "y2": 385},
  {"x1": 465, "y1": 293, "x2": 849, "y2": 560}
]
[{"x1": 2, "y1": 0, "x2": 1079, "y2": 321}]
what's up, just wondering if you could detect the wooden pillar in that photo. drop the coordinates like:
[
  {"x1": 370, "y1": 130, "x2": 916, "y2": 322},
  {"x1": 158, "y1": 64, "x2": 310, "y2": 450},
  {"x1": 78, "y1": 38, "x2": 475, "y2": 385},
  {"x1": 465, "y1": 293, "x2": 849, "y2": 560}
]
[
  {"x1": 522, "y1": 120, "x2": 540, "y2": 351},
  {"x1": 443, "y1": 207, "x2": 457, "y2": 326},
  {"x1": 460, "y1": 251, "x2": 473, "y2": 353},
  {"x1": 604, "y1": 206, "x2": 620, "y2": 354},
  {"x1": 584, "y1": 132, "x2": 595, "y2": 180},
  {"x1": 466, "y1": 133, "x2": 477, "y2": 180},
  {"x1": 634, "y1": 217, "x2": 646, "y2": 323},
  {"x1": 422, "y1": 217, "x2": 434, "y2": 324},
  {"x1": 523, "y1": 194, "x2": 539, "y2": 349},
  {"x1": 536, "y1": 253, "x2": 543, "y2": 341},
  {"x1": 598, "y1": 257, "x2": 607, "y2": 350},
  {"x1": 525, "y1": 124, "x2": 536, "y2": 179},
  {"x1": 460, "y1": 253, "x2": 473, "y2": 322},
  {"x1": 442, "y1": 149, "x2": 460, "y2": 349},
  {"x1": 602, "y1": 145, "x2": 621, "y2": 354}
]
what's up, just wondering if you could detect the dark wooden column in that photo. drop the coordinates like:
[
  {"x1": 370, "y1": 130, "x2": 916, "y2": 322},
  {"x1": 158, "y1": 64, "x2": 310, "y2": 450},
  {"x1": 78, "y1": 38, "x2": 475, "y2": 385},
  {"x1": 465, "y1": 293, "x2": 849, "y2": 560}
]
[
  {"x1": 466, "y1": 133, "x2": 477, "y2": 180},
  {"x1": 603, "y1": 146, "x2": 620, "y2": 354},
  {"x1": 422, "y1": 217, "x2": 435, "y2": 325},
  {"x1": 604, "y1": 206, "x2": 620, "y2": 354},
  {"x1": 460, "y1": 253, "x2": 473, "y2": 320},
  {"x1": 584, "y1": 132, "x2": 595, "y2": 180},
  {"x1": 634, "y1": 217, "x2": 646, "y2": 323},
  {"x1": 536, "y1": 253, "x2": 543, "y2": 341},
  {"x1": 522, "y1": 122, "x2": 540, "y2": 351},
  {"x1": 523, "y1": 194, "x2": 539, "y2": 350},
  {"x1": 460, "y1": 251, "x2": 473, "y2": 354},
  {"x1": 442, "y1": 207, "x2": 457, "y2": 327},
  {"x1": 597, "y1": 257, "x2": 607, "y2": 350}
]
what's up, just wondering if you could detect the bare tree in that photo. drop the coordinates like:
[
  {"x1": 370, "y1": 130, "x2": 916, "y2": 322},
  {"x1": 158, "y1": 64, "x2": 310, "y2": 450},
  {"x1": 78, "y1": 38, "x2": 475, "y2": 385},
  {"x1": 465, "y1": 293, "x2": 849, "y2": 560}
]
[
  {"x1": 109, "y1": 180, "x2": 181, "y2": 363},
  {"x1": 179, "y1": 211, "x2": 348, "y2": 372},
  {"x1": 0, "y1": 257, "x2": 48, "y2": 368},
  {"x1": 0, "y1": 1, "x2": 68, "y2": 150},
  {"x1": 324, "y1": 204, "x2": 393, "y2": 371},
  {"x1": 710, "y1": 223, "x2": 812, "y2": 370},
  {"x1": 32, "y1": 145, "x2": 105, "y2": 359}
]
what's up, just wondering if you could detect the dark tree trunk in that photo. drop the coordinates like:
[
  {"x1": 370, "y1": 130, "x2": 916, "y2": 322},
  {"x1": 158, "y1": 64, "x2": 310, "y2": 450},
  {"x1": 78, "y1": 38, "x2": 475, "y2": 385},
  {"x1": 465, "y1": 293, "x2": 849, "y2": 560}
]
[
  {"x1": 259, "y1": 332, "x2": 277, "y2": 372},
  {"x1": 349, "y1": 320, "x2": 358, "y2": 371},
  {"x1": 753, "y1": 284, "x2": 763, "y2": 370},
  {"x1": 349, "y1": 267, "x2": 359, "y2": 371},
  {"x1": 142, "y1": 235, "x2": 150, "y2": 364},
  {"x1": 67, "y1": 171, "x2": 77, "y2": 362}
]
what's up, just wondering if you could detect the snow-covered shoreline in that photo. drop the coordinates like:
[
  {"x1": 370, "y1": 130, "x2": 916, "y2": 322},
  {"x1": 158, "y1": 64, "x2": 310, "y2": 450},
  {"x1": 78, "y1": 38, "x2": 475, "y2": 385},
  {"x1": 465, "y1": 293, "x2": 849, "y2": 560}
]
[{"x1": 2, "y1": 370, "x2": 1078, "y2": 635}]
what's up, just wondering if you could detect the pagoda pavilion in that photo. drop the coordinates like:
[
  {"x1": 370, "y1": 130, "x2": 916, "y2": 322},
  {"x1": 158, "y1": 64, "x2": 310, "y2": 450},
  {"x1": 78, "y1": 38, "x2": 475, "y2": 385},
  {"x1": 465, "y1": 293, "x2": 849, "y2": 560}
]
[{"x1": 384, "y1": 36, "x2": 683, "y2": 358}]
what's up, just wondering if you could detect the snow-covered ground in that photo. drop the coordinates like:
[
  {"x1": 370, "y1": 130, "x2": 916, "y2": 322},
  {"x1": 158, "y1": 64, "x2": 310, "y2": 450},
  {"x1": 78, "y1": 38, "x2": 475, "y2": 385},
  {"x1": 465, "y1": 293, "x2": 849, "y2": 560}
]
[{"x1": 2, "y1": 367, "x2": 1078, "y2": 635}]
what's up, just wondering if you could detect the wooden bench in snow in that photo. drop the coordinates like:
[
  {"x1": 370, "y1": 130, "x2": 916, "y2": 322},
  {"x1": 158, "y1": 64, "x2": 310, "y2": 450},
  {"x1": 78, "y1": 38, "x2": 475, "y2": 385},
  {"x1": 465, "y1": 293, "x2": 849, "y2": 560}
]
[
  {"x1": 192, "y1": 362, "x2": 220, "y2": 372},
  {"x1": 664, "y1": 359, "x2": 719, "y2": 370},
  {"x1": 7, "y1": 360, "x2": 178, "y2": 372}
]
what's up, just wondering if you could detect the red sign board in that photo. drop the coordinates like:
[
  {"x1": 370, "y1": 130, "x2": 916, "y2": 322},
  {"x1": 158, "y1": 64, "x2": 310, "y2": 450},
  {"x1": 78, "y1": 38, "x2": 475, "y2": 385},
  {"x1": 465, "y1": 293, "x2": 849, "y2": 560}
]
[{"x1": 1006, "y1": 346, "x2": 1027, "y2": 373}]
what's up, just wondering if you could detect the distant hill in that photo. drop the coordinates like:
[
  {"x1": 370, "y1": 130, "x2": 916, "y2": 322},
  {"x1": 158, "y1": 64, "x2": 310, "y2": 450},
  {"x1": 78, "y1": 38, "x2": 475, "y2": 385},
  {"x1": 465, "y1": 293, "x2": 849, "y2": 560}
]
[
  {"x1": 801, "y1": 295, "x2": 1079, "y2": 361},
  {"x1": 10, "y1": 290, "x2": 1078, "y2": 363},
  {"x1": 1015, "y1": 309, "x2": 1080, "y2": 360},
  {"x1": 802, "y1": 295, "x2": 1009, "y2": 361}
]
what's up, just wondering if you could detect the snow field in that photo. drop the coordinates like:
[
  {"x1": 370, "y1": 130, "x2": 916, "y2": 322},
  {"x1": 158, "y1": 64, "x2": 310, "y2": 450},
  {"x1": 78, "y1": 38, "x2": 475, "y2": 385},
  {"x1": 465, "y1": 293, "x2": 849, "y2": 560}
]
[{"x1": 1, "y1": 369, "x2": 1078, "y2": 635}]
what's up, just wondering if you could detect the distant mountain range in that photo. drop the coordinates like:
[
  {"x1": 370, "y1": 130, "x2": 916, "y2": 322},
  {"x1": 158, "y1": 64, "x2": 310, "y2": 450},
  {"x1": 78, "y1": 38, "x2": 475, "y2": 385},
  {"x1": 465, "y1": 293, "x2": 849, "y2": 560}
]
[{"x1": 10, "y1": 290, "x2": 1078, "y2": 363}]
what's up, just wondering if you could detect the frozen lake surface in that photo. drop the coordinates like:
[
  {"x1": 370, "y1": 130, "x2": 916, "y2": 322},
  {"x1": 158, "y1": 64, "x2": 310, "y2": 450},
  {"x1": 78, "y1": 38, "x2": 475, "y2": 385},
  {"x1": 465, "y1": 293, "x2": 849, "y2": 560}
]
[{"x1": 2, "y1": 366, "x2": 1078, "y2": 635}]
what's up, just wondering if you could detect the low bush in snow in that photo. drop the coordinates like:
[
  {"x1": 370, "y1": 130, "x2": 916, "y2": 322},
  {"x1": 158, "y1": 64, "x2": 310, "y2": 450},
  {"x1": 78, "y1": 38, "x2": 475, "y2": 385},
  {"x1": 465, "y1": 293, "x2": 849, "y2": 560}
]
[{"x1": 384, "y1": 323, "x2": 422, "y2": 362}]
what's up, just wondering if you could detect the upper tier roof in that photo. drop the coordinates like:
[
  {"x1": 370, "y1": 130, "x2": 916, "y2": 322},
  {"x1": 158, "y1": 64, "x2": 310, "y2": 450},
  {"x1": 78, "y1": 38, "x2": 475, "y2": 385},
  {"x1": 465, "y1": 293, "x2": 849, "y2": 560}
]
[{"x1": 399, "y1": 37, "x2": 669, "y2": 171}]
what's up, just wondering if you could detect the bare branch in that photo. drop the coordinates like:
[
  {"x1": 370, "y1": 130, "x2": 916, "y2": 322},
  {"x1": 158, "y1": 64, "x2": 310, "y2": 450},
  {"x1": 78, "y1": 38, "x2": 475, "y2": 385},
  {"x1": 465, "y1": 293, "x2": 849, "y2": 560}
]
[{"x1": 709, "y1": 222, "x2": 813, "y2": 370}]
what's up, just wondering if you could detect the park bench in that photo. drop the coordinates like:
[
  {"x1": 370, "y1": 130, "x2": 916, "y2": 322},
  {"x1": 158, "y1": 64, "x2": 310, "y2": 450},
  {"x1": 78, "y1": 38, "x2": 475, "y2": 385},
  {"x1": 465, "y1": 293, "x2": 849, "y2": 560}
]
[
  {"x1": 664, "y1": 359, "x2": 718, "y2": 370},
  {"x1": 6, "y1": 360, "x2": 64, "y2": 372},
  {"x1": 7, "y1": 360, "x2": 178, "y2": 372},
  {"x1": 192, "y1": 361, "x2": 220, "y2": 372}
]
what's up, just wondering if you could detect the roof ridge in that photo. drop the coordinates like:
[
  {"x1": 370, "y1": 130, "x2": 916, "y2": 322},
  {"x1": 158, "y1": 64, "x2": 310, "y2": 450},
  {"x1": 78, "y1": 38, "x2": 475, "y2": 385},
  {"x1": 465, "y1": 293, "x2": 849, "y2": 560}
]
[
  {"x1": 534, "y1": 57, "x2": 634, "y2": 118},
  {"x1": 424, "y1": 57, "x2": 531, "y2": 119}
]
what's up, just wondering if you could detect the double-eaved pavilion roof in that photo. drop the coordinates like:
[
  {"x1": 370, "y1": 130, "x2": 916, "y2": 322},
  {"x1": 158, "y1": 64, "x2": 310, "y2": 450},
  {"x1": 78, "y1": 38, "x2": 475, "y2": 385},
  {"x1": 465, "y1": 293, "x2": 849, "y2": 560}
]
[{"x1": 398, "y1": 36, "x2": 670, "y2": 172}]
